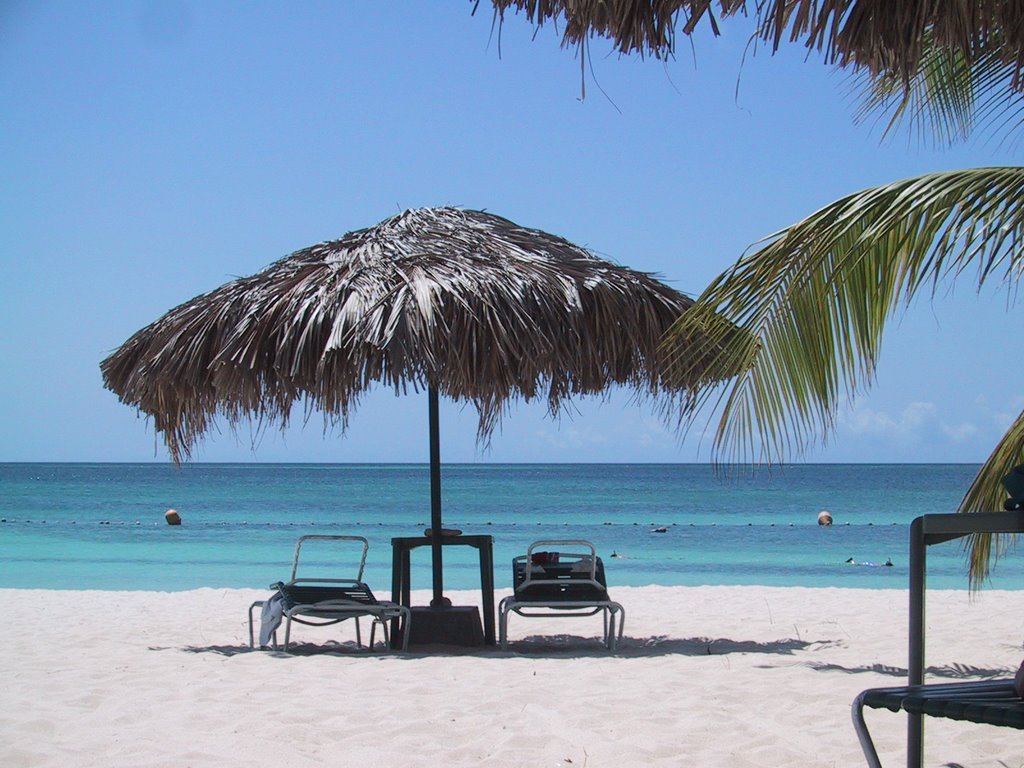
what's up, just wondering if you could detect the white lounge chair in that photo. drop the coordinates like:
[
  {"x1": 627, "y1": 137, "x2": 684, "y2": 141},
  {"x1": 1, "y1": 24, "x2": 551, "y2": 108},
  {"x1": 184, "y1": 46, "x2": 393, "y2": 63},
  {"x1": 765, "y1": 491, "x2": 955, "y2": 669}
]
[
  {"x1": 250, "y1": 535, "x2": 410, "y2": 652},
  {"x1": 499, "y1": 540, "x2": 624, "y2": 651}
]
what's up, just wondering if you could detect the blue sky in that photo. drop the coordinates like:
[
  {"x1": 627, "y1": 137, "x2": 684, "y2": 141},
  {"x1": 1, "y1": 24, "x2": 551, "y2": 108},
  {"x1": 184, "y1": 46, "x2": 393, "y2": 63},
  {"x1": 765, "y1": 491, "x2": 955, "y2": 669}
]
[{"x1": 1, "y1": 1, "x2": 1019, "y2": 464}]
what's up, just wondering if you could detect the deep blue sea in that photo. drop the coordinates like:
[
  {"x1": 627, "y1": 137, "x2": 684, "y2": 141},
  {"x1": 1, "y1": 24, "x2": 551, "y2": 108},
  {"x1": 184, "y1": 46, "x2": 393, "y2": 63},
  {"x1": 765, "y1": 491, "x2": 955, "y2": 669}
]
[{"x1": 1, "y1": 463, "x2": 1021, "y2": 592}]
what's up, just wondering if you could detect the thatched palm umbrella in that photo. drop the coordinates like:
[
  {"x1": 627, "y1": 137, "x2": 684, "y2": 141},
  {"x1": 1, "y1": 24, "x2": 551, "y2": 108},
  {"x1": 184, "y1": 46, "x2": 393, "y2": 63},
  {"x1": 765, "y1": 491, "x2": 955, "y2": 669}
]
[{"x1": 101, "y1": 206, "x2": 713, "y2": 607}]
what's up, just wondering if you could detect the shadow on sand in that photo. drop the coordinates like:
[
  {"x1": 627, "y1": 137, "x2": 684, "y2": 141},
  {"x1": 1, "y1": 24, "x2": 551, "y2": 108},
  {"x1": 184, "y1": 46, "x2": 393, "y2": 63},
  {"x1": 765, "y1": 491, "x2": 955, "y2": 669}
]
[
  {"x1": 165, "y1": 634, "x2": 837, "y2": 659},
  {"x1": 799, "y1": 661, "x2": 1015, "y2": 679}
]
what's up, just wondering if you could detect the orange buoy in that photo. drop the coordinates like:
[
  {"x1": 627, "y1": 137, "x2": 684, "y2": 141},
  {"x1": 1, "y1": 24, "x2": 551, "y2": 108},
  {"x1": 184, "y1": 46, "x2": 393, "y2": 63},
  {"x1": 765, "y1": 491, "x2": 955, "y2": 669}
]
[
  {"x1": 164, "y1": 509, "x2": 181, "y2": 526},
  {"x1": 817, "y1": 510, "x2": 833, "y2": 526}
]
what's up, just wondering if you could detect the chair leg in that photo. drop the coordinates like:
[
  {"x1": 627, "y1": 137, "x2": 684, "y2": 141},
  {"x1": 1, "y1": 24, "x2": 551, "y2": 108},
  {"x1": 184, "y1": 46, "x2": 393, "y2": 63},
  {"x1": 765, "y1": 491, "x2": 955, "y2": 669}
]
[
  {"x1": 498, "y1": 606, "x2": 510, "y2": 650},
  {"x1": 907, "y1": 712, "x2": 923, "y2": 768},
  {"x1": 604, "y1": 604, "x2": 625, "y2": 651},
  {"x1": 354, "y1": 617, "x2": 362, "y2": 648},
  {"x1": 399, "y1": 608, "x2": 410, "y2": 651},
  {"x1": 283, "y1": 616, "x2": 293, "y2": 652},
  {"x1": 248, "y1": 600, "x2": 280, "y2": 650},
  {"x1": 851, "y1": 692, "x2": 885, "y2": 768},
  {"x1": 248, "y1": 601, "x2": 259, "y2": 649},
  {"x1": 369, "y1": 617, "x2": 391, "y2": 651}
]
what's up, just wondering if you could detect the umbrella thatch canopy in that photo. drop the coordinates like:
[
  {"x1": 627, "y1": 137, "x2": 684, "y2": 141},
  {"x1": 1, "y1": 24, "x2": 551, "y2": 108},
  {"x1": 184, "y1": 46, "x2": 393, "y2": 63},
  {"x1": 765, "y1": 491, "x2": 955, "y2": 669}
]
[
  {"x1": 484, "y1": 1, "x2": 1024, "y2": 86},
  {"x1": 102, "y1": 206, "x2": 717, "y2": 606}
]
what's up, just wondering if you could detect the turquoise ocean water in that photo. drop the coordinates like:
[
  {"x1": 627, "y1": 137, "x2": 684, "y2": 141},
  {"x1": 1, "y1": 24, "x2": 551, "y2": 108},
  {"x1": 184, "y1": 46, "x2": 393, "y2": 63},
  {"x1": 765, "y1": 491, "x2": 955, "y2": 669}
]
[{"x1": 1, "y1": 463, "x2": 1021, "y2": 592}]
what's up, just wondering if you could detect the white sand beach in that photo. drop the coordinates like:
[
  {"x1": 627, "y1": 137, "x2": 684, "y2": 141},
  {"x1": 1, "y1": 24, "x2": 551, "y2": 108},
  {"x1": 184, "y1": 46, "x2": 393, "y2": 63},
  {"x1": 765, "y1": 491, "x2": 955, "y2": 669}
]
[{"x1": 3, "y1": 585, "x2": 1021, "y2": 767}]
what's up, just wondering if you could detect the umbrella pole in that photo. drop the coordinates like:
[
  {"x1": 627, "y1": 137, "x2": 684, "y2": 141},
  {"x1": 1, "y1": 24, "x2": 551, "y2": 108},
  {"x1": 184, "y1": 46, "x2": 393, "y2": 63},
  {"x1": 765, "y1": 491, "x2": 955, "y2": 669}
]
[{"x1": 428, "y1": 385, "x2": 447, "y2": 608}]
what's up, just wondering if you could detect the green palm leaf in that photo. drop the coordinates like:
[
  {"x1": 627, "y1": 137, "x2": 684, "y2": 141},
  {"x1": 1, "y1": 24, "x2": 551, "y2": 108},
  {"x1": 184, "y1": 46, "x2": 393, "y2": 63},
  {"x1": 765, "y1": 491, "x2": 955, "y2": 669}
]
[
  {"x1": 960, "y1": 407, "x2": 1024, "y2": 581},
  {"x1": 851, "y1": 36, "x2": 1024, "y2": 148},
  {"x1": 665, "y1": 167, "x2": 1024, "y2": 584}
]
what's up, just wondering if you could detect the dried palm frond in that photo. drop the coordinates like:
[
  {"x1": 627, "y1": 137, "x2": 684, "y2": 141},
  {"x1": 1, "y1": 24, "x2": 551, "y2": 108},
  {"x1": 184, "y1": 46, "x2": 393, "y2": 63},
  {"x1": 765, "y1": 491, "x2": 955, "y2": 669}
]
[
  {"x1": 483, "y1": 1, "x2": 1024, "y2": 87},
  {"x1": 102, "y1": 207, "x2": 715, "y2": 462}
]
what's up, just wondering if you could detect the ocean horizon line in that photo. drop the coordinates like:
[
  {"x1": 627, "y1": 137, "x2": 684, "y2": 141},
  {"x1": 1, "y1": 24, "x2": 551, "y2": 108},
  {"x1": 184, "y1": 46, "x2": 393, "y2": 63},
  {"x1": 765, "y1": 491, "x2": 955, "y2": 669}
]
[{"x1": 0, "y1": 459, "x2": 986, "y2": 467}]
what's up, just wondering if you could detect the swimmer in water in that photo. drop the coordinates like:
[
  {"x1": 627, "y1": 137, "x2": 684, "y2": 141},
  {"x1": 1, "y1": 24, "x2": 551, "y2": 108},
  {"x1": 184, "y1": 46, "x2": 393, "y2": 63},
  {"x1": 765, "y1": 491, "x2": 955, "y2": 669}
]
[{"x1": 846, "y1": 556, "x2": 895, "y2": 567}]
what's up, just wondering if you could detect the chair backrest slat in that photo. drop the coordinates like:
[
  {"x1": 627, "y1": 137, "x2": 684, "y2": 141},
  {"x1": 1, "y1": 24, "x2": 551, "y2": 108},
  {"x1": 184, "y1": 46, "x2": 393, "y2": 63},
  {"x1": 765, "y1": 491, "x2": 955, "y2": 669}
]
[
  {"x1": 290, "y1": 535, "x2": 369, "y2": 581},
  {"x1": 512, "y1": 540, "x2": 610, "y2": 602}
]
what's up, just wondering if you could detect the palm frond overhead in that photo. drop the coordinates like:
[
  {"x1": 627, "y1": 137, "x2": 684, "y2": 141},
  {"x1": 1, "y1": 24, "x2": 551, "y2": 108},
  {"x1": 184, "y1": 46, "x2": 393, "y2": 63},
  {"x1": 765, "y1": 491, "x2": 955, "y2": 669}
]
[
  {"x1": 479, "y1": 2, "x2": 1024, "y2": 585},
  {"x1": 483, "y1": 1, "x2": 1024, "y2": 87},
  {"x1": 851, "y1": 34, "x2": 1024, "y2": 147},
  {"x1": 960, "y1": 408, "x2": 1024, "y2": 581},
  {"x1": 663, "y1": 167, "x2": 1024, "y2": 583},
  {"x1": 102, "y1": 207, "x2": 717, "y2": 463}
]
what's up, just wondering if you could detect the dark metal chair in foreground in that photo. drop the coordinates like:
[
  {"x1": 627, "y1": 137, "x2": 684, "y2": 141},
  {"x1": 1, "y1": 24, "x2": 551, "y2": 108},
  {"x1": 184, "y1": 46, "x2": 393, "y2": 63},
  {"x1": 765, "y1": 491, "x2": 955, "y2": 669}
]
[
  {"x1": 852, "y1": 511, "x2": 1024, "y2": 767},
  {"x1": 250, "y1": 535, "x2": 411, "y2": 652},
  {"x1": 499, "y1": 540, "x2": 624, "y2": 651}
]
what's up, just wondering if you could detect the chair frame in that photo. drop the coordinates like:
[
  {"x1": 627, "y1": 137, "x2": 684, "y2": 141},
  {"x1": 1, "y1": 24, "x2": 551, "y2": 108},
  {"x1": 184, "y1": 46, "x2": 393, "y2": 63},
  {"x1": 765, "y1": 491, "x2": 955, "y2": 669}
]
[
  {"x1": 250, "y1": 534, "x2": 411, "y2": 652},
  {"x1": 499, "y1": 539, "x2": 625, "y2": 651},
  {"x1": 851, "y1": 511, "x2": 1024, "y2": 767}
]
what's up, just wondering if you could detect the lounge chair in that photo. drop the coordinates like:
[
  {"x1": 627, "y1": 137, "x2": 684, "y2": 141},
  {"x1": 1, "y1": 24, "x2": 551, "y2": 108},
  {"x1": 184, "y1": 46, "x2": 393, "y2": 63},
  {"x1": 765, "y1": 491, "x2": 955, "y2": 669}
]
[
  {"x1": 498, "y1": 540, "x2": 624, "y2": 651},
  {"x1": 250, "y1": 534, "x2": 411, "y2": 652},
  {"x1": 851, "y1": 511, "x2": 1024, "y2": 767}
]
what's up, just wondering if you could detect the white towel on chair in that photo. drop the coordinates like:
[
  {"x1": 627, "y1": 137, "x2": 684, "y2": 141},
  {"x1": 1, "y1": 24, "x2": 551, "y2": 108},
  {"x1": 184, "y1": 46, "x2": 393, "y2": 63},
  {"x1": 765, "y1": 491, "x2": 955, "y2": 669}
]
[{"x1": 259, "y1": 593, "x2": 284, "y2": 648}]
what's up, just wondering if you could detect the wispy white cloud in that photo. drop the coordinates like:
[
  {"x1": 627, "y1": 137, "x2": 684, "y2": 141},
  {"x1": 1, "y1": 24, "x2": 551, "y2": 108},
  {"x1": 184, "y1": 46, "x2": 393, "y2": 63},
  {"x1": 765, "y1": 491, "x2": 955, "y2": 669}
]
[
  {"x1": 635, "y1": 415, "x2": 676, "y2": 449},
  {"x1": 840, "y1": 401, "x2": 936, "y2": 437},
  {"x1": 941, "y1": 421, "x2": 978, "y2": 442},
  {"x1": 533, "y1": 425, "x2": 610, "y2": 451},
  {"x1": 992, "y1": 395, "x2": 1024, "y2": 429}
]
